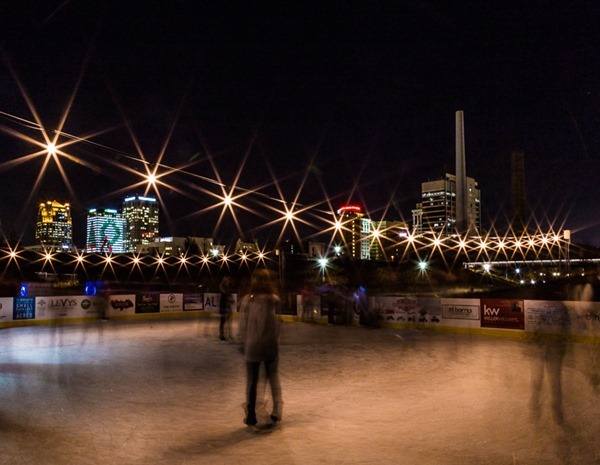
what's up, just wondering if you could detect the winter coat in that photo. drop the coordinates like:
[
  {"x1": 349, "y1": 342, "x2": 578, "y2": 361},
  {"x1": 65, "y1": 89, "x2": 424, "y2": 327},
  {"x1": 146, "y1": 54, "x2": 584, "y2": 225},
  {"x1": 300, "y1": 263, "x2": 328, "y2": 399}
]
[{"x1": 239, "y1": 293, "x2": 281, "y2": 362}]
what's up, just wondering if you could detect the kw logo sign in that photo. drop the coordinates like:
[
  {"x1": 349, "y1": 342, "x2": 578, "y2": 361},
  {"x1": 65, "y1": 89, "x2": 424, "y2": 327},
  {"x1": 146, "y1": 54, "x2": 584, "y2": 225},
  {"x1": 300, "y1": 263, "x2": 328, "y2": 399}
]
[
  {"x1": 483, "y1": 305, "x2": 500, "y2": 316},
  {"x1": 480, "y1": 299, "x2": 524, "y2": 330}
]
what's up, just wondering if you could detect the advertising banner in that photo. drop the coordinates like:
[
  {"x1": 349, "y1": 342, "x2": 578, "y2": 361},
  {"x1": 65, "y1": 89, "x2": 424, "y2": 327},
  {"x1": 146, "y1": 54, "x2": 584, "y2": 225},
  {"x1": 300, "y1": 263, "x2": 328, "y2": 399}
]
[
  {"x1": 184, "y1": 293, "x2": 204, "y2": 311},
  {"x1": 525, "y1": 300, "x2": 571, "y2": 335},
  {"x1": 136, "y1": 293, "x2": 160, "y2": 313},
  {"x1": 13, "y1": 297, "x2": 35, "y2": 320},
  {"x1": 370, "y1": 296, "x2": 441, "y2": 325},
  {"x1": 0, "y1": 297, "x2": 13, "y2": 321},
  {"x1": 199, "y1": 293, "x2": 239, "y2": 313},
  {"x1": 418, "y1": 297, "x2": 442, "y2": 323},
  {"x1": 481, "y1": 298, "x2": 525, "y2": 330},
  {"x1": 440, "y1": 298, "x2": 481, "y2": 328},
  {"x1": 160, "y1": 293, "x2": 183, "y2": 313},
  {"x1": 35, "y1": 296, "x2": 105, "y2": 320},
  {"x1": 199, "y1": 293, "x2": 222, "y2": 313},
  {"x1": 370, "y1": 296, "x2": 420, "y2": 322},
  {"x1": 562, "y1": 300, "x2": 600, "y2": 339},
  {"x1": 108, "y1": 294, "x2": 136, "y2": 316}
]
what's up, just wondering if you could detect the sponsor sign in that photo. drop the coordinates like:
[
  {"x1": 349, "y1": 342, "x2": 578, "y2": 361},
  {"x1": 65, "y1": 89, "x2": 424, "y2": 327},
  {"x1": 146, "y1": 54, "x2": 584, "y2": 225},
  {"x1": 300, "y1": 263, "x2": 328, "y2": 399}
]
[
  {"x1": 136, "y1": 293, "x2": 160, "y2": 313},
  {"x1": 160, "y1": 293, "x2": 183, "y2": 313},
  {"x1": 13, "y1": 297, "x2": 35, "y2": 320},
  {"x1": 442, "y1": 301, "x2": 480, "y2": 320},
  {"x1": 561, "y1": 300, "x2": 600, "y2": 338},
  {"x1": 201, "y1": 293, "x2": 222, "y2": 313},
  {"x1": 0, "y1": 297, "x2": 13, "y2": 321},
  {"x1": 525, "y1": 300, "x2": 571, "y2": 335},
  {"x1": 380, "y1": 296, "x2": 421, "y2": 322},
  {"x1": 370, "y1": 296, "x2": 441, "y2": 324},
  {"x1": 35, "y1": 296, "x2": 105, "y2": 320},
  {"x1": 108, "y1": 295, "x2": 136, "y2": 316},
  {"x1": 184, "y1": 293, "x2": 203, "y2": 311},
  {"x1": 481, "y1": 298, "x2": 524, "y2": 330}
]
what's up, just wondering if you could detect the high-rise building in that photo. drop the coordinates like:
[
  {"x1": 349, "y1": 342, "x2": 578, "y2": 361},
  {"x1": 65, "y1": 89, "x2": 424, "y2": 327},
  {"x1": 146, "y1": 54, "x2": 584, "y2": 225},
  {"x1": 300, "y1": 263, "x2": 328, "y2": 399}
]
[
  {"x1": 122, "y1": 195, "x2": 159, "y2": 252},
  {"x1": 35, "y1": 200, "x2": 73, "y2": 250},
  {"x1": 86, "y1": 208, "x2": 126, "y2": 253},
  {"x1": 336, "y1": 205, "x2": 368, "y2": 259},
  {"x1": 413, "y1": 173, "x2": 481, "y2": 236},
  {"x1": 370, "y1": 220, "x2": 410, "y2": 261}
]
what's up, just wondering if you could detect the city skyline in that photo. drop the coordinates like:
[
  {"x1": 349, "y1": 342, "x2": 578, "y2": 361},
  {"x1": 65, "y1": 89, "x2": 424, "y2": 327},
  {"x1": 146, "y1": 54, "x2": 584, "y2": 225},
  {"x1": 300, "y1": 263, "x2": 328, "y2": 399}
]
[{"x1": 1, "y1": 2, "x2": 599, "y2": 247}]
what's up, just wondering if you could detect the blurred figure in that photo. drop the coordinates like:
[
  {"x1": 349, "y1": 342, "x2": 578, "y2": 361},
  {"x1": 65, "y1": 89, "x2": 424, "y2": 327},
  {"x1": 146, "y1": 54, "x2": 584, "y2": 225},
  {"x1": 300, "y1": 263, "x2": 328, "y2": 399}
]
[
  {"x1": 218, "y1": 276, "x2": 234, "y2": 341},
  {"x1": 336, "y1": 283, "x2": 353, "y2": 325},
  {"x1": 300, "y1": 282, "x2": 316, "y2": 323},
  {"x1": 567, "y1": 271, "x2": 600, "y2": 392},
  {"x1": 238, "y1": 269, "x2": 283, "y2": 429},
  {"x1": 529, "y1": 302, "x2": 571, "y2": 426},
  {"x1": 354, "y1": 285, "x2": 375, "y2": 327},
  {"x1": 325, "y1": 281, "x2": 338, "y2": 325}
]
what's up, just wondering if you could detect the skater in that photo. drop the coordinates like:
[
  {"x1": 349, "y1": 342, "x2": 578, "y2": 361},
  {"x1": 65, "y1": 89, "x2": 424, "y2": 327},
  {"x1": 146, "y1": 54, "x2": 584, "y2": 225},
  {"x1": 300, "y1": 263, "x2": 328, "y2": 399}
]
[
  {"x1": 325, "y1": 281, "x2": 338, "y2": 324},
  {"x1": 238, "y1": 269, "x2": 283, "y2": 429},
  {"x1": 218, "y1": 276, "x2": 233, "y2": 341},
  {"x1": 529, "y1": 302, "x2": 571, "y2": 426},
  {"x1": 300, "y1": 282, "x2": 316, "y2": 323},
  {"x1": 355, "y1": 285, "x2": 374, "y2": 326}
]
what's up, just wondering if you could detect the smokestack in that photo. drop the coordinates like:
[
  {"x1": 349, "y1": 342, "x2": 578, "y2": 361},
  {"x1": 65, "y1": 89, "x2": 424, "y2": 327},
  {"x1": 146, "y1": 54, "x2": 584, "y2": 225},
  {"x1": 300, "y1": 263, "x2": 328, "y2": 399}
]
[
  {"x1": 511, "y1": 150, "x2": 527, "y2": 233},
  {"x1": 455, "y1": 110, "x2": 468, "y2": 234}
]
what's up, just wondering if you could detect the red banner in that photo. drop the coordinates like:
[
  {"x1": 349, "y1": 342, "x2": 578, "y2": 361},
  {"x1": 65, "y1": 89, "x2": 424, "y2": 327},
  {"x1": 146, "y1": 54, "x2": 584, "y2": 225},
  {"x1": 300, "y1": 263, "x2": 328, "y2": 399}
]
[{"x1": 480, "y1": 298, "x2": 524, "y2": 330}]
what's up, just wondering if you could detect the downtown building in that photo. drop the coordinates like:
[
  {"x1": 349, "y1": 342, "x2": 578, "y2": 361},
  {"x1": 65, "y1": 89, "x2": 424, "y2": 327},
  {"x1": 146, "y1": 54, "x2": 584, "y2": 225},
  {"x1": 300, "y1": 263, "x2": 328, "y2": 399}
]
[
  {"x1": 412, "y1": 173, "x2": 481, "y2": 236},
  {"x1": 35, "y1": 200, "x2": 73, "y2": 251},
  {"x1": 334, "y1": 206, "x2": 409, "y2": 261},
  {"x1": 335, "y1": 205, "x2": 371, "y2": 260},
  {"x1": 370, "y1": 220, "x2": 410, "y2": 261},
  {"x1": 86, "y1": 208, "x2": 126, "y2": 253},
  {"x1": 122, "y1": 195, "x2": 159, "y2": 253}
]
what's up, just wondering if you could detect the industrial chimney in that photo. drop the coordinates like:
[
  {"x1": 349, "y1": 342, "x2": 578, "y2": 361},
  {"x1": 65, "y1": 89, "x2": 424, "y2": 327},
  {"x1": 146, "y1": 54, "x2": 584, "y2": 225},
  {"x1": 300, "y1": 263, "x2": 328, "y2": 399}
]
[
  {"x1": 455, "y1": 111, "x2": 468, "y2": 234},
  {"x1": 510, "y1": 150, "x2": 527, "y2": 233}
]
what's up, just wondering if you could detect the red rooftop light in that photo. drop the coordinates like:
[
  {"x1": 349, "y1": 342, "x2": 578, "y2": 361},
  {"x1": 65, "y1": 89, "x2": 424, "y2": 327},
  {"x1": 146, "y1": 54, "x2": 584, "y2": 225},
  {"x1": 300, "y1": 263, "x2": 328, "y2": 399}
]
[{"x1": 337, "y1": 205, "x2": 362, "y2": 214}]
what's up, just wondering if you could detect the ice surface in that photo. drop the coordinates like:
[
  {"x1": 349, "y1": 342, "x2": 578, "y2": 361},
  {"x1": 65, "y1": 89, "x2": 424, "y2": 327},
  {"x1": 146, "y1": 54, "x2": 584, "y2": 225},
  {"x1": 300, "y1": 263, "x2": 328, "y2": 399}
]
[{"x1": 0, "y1": 318, "x2": 598, "y2": 464}]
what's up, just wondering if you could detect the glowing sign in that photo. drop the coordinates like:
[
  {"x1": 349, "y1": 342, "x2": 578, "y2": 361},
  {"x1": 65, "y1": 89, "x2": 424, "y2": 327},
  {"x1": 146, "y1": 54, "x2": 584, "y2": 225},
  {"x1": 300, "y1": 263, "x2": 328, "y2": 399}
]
[{"x1": 337, "y1": 205, "x2": 362, "y2": 214}]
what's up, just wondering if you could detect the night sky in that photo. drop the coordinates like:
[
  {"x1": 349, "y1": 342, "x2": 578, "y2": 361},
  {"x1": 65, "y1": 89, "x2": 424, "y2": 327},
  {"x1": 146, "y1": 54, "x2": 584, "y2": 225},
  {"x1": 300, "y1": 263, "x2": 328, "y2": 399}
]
[{"x1": 1, "y1": 1, "x2": 599, "y2": 247}]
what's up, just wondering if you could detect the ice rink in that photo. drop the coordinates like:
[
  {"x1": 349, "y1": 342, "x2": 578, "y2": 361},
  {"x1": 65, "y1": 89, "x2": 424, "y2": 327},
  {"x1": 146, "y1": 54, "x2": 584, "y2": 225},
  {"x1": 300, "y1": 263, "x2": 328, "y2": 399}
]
[{"x1": 1, "y1": 317, "x2": 599, "y2": 465}]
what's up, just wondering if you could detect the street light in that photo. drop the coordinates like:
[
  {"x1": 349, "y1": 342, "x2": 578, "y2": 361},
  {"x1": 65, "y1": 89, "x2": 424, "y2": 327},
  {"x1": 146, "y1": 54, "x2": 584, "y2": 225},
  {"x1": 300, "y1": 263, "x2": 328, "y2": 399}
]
[{"x1": 318, "y1": 257, "x2": 328, "y2": 282}]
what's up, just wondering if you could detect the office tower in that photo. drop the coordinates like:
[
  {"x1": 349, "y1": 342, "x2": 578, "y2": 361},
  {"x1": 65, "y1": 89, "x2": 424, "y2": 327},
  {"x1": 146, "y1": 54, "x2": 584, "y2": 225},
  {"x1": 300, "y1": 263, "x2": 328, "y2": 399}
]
[
  {"x1": 370, "y1": 220, "x2": 410, "y2": 261},
  {"x1": 414, "y1": 173, "x2": 481, "y2": 236},
  {"x1": 35, "y1": 200, "x2": 73, "y2": 250},
  {"x1": 86, "y1": 208, "x2": 126, "y2": 253},
  {"x1": 336, "y1": 205, "x2": 368, "y2": 259},
  {"x1": 122, "y1": 195, "x2": 159, "y2": 253}
]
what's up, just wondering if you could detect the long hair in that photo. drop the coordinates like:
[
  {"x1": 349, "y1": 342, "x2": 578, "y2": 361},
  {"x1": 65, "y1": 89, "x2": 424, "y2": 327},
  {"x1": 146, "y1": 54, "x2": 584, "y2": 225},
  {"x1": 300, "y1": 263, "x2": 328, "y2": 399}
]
[{"x1": 250, "y1": 269, "x2": 276, "y2": 295}]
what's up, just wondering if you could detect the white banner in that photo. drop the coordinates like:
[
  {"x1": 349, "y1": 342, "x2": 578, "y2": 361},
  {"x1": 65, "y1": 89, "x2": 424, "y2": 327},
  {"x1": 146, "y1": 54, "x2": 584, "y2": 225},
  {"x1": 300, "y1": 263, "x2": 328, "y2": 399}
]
[
  {"x1": 107, "y1": 294, "x2": 136, "y2": 317},
  {"x1": 200, "y1": 292, "x2": 238, "y2": 313},
  {"x1": 0, "y1": 297, "x2": 13, "y2": 321},
  {"x1": 370, "y1": 296, "x2": 442, "y2": 325},
  {"x1": 160, "y1": 293, "x2": 183, "y2": 313},
  {"x1": 35, "y1": 296, "x2": 105, "y2": 320},
  {"x1": 440, "y1": 298, "x2": 481, "y2": 328},
  {"x1": 526, "y1": 300, "x2": 600, "y2": 338}
]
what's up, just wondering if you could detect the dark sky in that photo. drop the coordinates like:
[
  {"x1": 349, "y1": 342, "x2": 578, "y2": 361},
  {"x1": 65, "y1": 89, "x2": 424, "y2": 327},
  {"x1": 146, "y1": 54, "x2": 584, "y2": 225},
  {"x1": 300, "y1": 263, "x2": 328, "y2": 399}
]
[{"x1": 1, "y1": 0, "x2": 599, "y2": 247}]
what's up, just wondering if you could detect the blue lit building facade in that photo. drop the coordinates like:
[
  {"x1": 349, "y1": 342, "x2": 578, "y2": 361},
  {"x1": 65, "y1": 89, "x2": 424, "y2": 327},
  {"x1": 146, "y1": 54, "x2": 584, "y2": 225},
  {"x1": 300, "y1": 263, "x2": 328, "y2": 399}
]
[{"x1": 86, "y1": 208, "x2": 126, "y2": 253}]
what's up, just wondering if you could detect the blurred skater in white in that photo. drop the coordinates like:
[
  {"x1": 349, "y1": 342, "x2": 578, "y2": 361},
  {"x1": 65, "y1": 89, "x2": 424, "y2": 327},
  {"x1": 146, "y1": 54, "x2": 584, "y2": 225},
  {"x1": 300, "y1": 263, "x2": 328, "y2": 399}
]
[{"x1": 529, "y1": 302, "x2": 571, "y2": 426}]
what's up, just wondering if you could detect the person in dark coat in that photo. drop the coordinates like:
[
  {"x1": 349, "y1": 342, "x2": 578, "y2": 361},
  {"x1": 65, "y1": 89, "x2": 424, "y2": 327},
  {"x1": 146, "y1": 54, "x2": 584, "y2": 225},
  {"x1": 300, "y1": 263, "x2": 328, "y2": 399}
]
[
  {"x1": 238, "y1": 269, "x2": 283, "y2": 428},
  {"x1": 218, "y1": 276, "x2": 233, "y2": 341}
]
